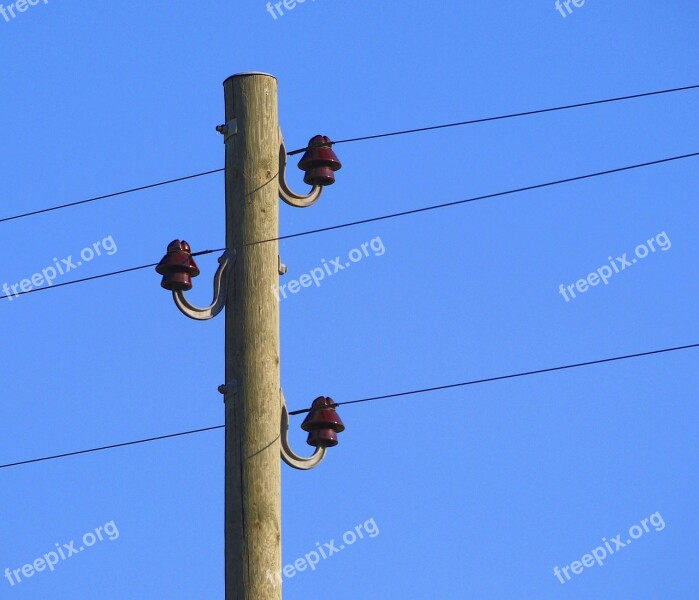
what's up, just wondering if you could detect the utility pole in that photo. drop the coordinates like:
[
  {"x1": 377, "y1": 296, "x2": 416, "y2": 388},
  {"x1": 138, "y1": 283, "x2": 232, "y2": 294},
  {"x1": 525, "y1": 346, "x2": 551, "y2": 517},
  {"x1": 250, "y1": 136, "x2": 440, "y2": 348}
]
[
  {"x1": 222, "y1": 72, "x2": 281, "y2": 600},
  {"x1": 155, "y1": 71, "x2": 344, "y2": 600}
]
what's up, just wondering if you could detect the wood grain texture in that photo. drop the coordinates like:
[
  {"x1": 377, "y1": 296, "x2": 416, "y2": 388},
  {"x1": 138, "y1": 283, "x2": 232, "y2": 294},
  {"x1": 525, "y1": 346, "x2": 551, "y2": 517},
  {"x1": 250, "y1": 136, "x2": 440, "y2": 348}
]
[{"x1": 223, "y1": 73, "x2": 282, "y2": 600}]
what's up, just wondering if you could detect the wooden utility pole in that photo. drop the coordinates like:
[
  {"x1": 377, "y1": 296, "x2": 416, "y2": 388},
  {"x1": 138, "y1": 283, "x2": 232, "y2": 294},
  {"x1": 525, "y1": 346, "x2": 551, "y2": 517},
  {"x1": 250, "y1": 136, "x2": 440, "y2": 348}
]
[
  {"x1": 155, "y1": 71, "x2": 340, "y2": 597},
  {"x1": 222, "y1": 72, "x2": 282, "y2": 600}
]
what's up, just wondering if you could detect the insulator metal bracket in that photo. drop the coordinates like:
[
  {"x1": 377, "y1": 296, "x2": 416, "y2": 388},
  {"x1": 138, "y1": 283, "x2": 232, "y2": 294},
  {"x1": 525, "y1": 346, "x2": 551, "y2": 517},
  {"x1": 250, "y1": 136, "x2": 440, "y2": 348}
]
[
  {"x1": 173, "y1": 251, "x2": 231, "y2": 320},
  {"x1": 280, "y1": 390, "x2": 326, "y2": 470},
  {"x1": 278, "y1": 130, "x2": 324, "y2": 208}
]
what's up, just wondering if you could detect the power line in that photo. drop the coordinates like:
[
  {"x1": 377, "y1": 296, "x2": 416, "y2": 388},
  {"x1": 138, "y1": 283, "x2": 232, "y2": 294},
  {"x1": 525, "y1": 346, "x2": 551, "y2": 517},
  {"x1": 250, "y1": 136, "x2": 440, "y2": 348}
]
[
  {"x1": 290, "y1": 342, "x2": 699, "y2": 414},
  {"x1": 0, "y1": 168, "x2": 224, "y2": 225},
  {"x1": 251, "y1": 150, "x2": 699, "y2": 245},
  {"x1": 4, "y1": 149, "x2": 697, "y2": 300},
  {"x1": 286, "y1": 83, "x2": 699, "y2": 155},
  {"x1": 1, "y1": 342, "x2": 696, "y2": 470},
  {"x1": 2, "y1": 85, "x2": 696, "y2": 226},
  {"x1": 0, "y1": 250, "x2": 217, "y2": 301},
  {"x1": 0, "y1": 263, "x2": 157, "y2": 301},
  {"x1": 0, "y1": 425, "x2": 224, "y2": 469}
]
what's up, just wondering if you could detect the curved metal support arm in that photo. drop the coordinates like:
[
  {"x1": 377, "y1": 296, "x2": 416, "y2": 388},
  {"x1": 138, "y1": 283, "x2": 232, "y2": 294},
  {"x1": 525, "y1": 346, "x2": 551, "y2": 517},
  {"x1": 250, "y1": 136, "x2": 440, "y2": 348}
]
[
  {"x1": 280, "y1": 391, "x2": 326, "y2": 470},
  {"x1": 173, "y1": 252, "x2": 231, "y2": 321},
  {"x1": 278, "y1": 132, "x2": 323, "y2": 208}
]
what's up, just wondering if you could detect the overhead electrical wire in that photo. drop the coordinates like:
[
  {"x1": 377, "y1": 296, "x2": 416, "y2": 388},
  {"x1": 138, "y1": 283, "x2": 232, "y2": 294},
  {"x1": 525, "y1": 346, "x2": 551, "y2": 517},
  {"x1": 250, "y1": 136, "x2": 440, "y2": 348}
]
[
  {"x1": 289, "y1": 342, "x2": 699, "y2": 414},
  {"x1": 1, "y1": 84, "x2": 696, "y2": 225},
  {"x1": 0, "y1": 425, "x2": 225, "y2": 470},
  {"x1": 2, "y1": 149, "x2": 697, "y2": 302},
  {"x1": 0, "y1": 250, "x2": 218, "y2": 301},
  {"x1": 0, "y1": 168, "x2": 225, "y2": 225},
  {"x1": 1, "y1": 341, "x2": 696, "y2": 470},
  {"x1": 285, "y1": 83, "x2": 699, "y2": 155},
  {"x1": 254, "y1": 150, "x2": 699, "y2": 245}
]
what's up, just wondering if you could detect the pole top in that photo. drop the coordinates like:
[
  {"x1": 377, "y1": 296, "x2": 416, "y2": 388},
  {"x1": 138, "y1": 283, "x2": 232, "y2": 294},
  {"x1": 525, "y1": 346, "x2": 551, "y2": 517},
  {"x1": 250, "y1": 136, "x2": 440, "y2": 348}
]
[{"x1": 223, "y1": 72, "x2": 277, "y2": 85}]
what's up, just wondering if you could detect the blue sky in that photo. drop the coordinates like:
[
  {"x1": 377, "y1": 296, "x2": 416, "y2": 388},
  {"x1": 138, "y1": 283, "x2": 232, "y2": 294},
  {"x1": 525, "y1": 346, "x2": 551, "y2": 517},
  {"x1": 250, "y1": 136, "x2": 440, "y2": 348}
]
[{"x1": 1, "y1": 1, "x2": 698, "y2": 598}]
